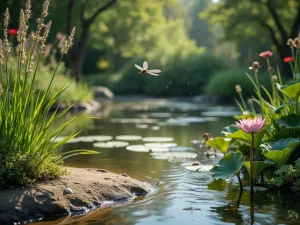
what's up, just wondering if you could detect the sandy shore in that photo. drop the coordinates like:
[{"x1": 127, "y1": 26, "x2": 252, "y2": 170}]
[{"x1": 0, "y1": 167, "x2": 151, "y2": 225}]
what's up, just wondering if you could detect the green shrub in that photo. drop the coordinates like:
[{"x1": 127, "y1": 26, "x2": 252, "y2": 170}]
[
  {"x1": 206, "y1": 69, "x2": 272, "y2": 99},
  {"x1": 0, "y1": 1, "x2": 97, "y2": 188},
  {"x1": 97, "y1": 53, "x2": 232, "y2": 96}
]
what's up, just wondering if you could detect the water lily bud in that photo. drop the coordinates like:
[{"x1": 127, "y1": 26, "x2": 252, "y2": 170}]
[
  {"x1": 272, "y1": 75, "x2": 278, "y2": 82},
  {"x1": 235, "y1": 85, "x2": 242, "y2": 93},
  {"x1": 252, "y1": 61, "x2": 259, "y2": 70}
]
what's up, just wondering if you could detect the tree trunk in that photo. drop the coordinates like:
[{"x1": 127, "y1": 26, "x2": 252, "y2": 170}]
[{"x1": 68, "y1": 23, "x2": 90, "y2": 82}]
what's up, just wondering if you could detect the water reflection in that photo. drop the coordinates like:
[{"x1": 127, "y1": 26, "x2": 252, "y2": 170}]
[{"x1": 34, "y1": 98, "x2": 300, "y2": 225}]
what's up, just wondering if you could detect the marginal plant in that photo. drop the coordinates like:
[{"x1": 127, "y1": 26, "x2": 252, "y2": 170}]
[{"x1": 0, "y1": 0, "x2": 98, "y2": 188}]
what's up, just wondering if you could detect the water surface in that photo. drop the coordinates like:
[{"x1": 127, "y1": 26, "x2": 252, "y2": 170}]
[{"x1": 35, "y1": 98, "x2": 300, "y2": 225}]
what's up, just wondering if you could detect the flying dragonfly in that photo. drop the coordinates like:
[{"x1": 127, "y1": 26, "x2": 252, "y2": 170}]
[{"x1": 135, "y1": 61, "x2": 161, "y2": 76}]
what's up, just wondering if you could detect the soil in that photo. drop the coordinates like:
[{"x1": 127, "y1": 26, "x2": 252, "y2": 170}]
[{"x1": 0, "y1": 167, "x2": 151, "y2": 225}]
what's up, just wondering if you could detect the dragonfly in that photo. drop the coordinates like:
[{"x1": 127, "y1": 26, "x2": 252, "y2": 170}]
[{"x1": 135, "y1": 61, "x2": 161, "y2": 76}]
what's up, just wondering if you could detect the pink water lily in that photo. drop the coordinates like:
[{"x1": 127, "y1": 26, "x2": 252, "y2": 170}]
[{"x1": 235, "y1": 117, "x2": 265, "y2": 133}]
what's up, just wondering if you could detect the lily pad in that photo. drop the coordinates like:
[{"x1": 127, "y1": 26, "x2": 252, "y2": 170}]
[
  {"x1": 111, "y1": 118, "x2": 158, "y2": 124},
  {"x1": 126, "y1": 145, "x2": 149, "y2": 152},
  {"x1": 115, "y1": 135, "x2": 142, "y2": 141},
  {"x1": 149, "y1": 147, "x2": 169, "y2": 152},
  {"x1": 77, "y1": 135, "x2": 113, "y2": 142},
  {"x1": 169, "y1": 146, "x2": 194, "y2": 151},
  {"x1": 142, "y1": 137, "x2": 174, "y2": 142},
  {"x1": 151, "y1": 126, "x2": 160, "y2": 130},
  {"x1": 190, "y1": 140, "x2": 202, "y2": 144},
  {"x1": 277, "y1": 81, "x2": 300, "y2": 98},
  {"x1": 51, "y1": 136, "x2": 80, "y2": 143},
  {"x1": 136, "y1": 124, "x2": 148, "y2": 129},
  {"x1": 261, "y1": 138, "x2": 300, "y2": 151},
  {"x1": 277, "y1": 114, "x2": 300, "y2": 129},
  {"x1": 221, "y1": 125, "x2": 240, "y2": 136},
  {"x1": 263, "y1": 148, "x2": 293, "y2": 168},
  {"x1": 151, "y1": 152, "x2": 197, "y2": 160},
  {"x1": 227, "y1": 129, "x2": 265, "y2": 150},
  {"x1": 185, "y1": 165, "x2": 213, "y2": 172},
  {"x1": 210, "y1": 152, "x2": 245, "y2": 180},
  {"x1": 243, "y1": 161, "x2": 270, "y2": 180},
  {"x1": 244, "y1": 186, "x2": 268, "y2": 192},
  {"x1": 206, "y1": 137, "x2": 231, "y2": 154},
  {"x1": 93, "y1": 141, "x2": 129, "y2": 148},
  {"x1": 144, "y1": 143, "x2": 177, "y2": 148}
]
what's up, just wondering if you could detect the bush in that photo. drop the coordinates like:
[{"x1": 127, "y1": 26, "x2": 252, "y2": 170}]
[
  {"x1": 92, "y1": 53, "x2": 232, "y2": 96},
  {"x1": 206, "y1": 69, "x2": 272, "y2": 100},
  {"x1": 0, "y1": 1, "x2": 97, "y2": 188}
]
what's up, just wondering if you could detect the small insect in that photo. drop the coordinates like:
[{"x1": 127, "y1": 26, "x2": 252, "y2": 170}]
[{"x1": 135, "y1": 61, "x2": 161, "y2": 76}]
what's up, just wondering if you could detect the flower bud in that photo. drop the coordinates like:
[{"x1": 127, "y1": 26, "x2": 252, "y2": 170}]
[
  {"x1": 235, "y1": 85, "x2": 242, "y2": 93},
  {"x1": 252, "y1": 61, "x2": 259, "y2": 70},
  {"x1": 272, "y1": 75, "x2": 278, "y2": 82},
  {"x1": 248, "y1": 98, "x2": 253, "y2": 104}
]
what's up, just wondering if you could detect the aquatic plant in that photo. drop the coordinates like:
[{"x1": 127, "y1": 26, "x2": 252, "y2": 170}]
[{"x1": 0, "y1": 0, "x2": 97, "y2": 188}]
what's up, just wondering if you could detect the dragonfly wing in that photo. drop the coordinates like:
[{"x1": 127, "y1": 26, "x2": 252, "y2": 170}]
[
  {"x1": 147, "y1": 72, "x2": 159, "y2": 76},
  {"x1": 143, "y1": 61, "x2": 148, "y2": 70},
  {"x1": 135, "y1": 64, "x2": 143, "y2": 70},
  {"x1": 147, "y1": 69, "x2": 161, "y2": 73}
]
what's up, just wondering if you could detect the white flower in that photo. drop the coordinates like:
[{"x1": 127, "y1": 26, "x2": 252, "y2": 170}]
[{"x1": 135, "y1": 61, "x2": 161, "y2": 76}]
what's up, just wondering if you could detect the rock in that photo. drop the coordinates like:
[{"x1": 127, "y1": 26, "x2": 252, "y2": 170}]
[
  {"x1": 64, "y1": 187, "x2": 73, "y2": 194},
  {"x1": 0, "y1": 167, "x2": 150, "y2": 224},
  {"x1": 94, "y1": 86, "x2": 114, "y2": 99}
]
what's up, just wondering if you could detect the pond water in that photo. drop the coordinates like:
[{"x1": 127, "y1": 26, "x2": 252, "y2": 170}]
[{"x1": 35, "y1": 98, "x2": 300, "y2": 225}]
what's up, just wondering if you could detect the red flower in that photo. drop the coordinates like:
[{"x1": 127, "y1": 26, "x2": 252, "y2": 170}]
[
  {"x1": 259, "y1": 51, "x2": 273, "y2": 58},
  {"x1": 8, "y1": 29, "x2": 18, "y2": 35},
  {"x1": 284, "y1": 57, "x2": 294, "y2": 63}
]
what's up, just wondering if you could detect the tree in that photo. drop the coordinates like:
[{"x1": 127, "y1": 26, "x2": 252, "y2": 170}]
[
  {"x1": 202, "y1": 0, "x2": 300, "y2": 76},
  {"x1": 66, "y1": 0, "x2": 118, "y2": 81}
]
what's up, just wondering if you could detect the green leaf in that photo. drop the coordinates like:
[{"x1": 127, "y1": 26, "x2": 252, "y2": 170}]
[
  {"x1": 227, "y1": 129, "x2": 265, "y2": 150},
  {"x1": 206, "y1": 137, "x2": 231, "y2": 154},
  {"x1": 277, "y1": 114, "x2": 300, "y2": 129},
  {"x1": 243, "y1": 161, "x2": 270, "y2": 180},
  {"x1": 210, "y1": 152, "x2": 245, "y2": 180},
  {"x1": 263, "y1": 148, "x2": 293, "y2": 168},
  {"x1": 221, "y1": 124, "x2": 239, "y2": 136},
  {"x1": 273, "y1": 102, "x2": 295, "y2": 114},
  {"x1": 261, "y1": 138, "x2": 300, "y2": 151},
  {"x1": 277, "y1": 81, "x2": 300, "y2": 98}
]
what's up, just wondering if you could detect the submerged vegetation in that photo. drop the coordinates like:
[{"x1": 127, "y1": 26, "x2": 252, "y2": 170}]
[
  {"x1": 208, "y1": 38, "x2": 300, "y2": 193},
  {"x1": 0, "y1": 0, "x2": 97, "y2": 188}
]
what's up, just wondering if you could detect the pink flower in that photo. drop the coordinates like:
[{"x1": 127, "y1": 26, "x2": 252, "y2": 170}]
[
  {"x1": 259, "y1": 51, "x2": 273, "y2": 58},
  {"x1": 235, "y1": 117, "x2": 265, "y2": 133}
]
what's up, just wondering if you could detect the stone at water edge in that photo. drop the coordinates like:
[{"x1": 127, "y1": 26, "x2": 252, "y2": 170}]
[{"x1": 64, "y1": 187, "x2": 73, "y2": 194}]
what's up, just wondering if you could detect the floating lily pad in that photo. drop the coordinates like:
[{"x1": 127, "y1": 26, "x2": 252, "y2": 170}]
[
  {"x1": 185, "y1": 165, "x2": 213, "y2": 172},
  {"x1": 151, "y1": 126, "x2": 160, "y2": 130},
  {"x1": 142, "y1": 137, "x2": 174, "y2": 142},
  {"x1": 115, "y1": 135, "x2": 142, "y2": 141},
  {"x1": 136, "y1": 124, "x2": 148, "y2": 129},
  {"x1": 169, "y1": 146, "x2": 194, "y2": 151},
  {"x1": 150, "y1": 152, "x2": 197, "y2": 160},
  {"x1": 244, "y1": 186, "x2": 268, "y2": 192},
  {"x1": 111, "y1": 118, "x2": 158, "y2": 124},
  {"x1": 166, "y1": 117, "x2": 218, "y2": 124},
  {"x1": 201, "y1": 111, "x2": 240, "y2": 117},
  {"x1": 77, "y1": 135, "x2": 113, "y2": 142},
  {"x1": 144, "y1": 143, "x2": 177, "y2": 148},
  {"x1": 93, "y1": 141, "x2": 129, "y2": 148},
  {"x1": 150, "y1": 147, "x2": 169, "y2": 152},
  {"x1": 190, "y1": 140, "x2": 202, "y2": 144},
  {"x1": 126, "y1": 145, "x2": 150, "y2": 152},
  {"x1": 162, "y1": 120, "x2": 189, "y2": 126}
]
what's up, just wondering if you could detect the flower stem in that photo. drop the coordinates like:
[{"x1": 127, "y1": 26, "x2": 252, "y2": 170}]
[
  {"x1": 236, "y1": 173, "x2": 243, "y2": 192},
  {"x1": 250, "y1": 132, "x2": 254, "y2": 194}
]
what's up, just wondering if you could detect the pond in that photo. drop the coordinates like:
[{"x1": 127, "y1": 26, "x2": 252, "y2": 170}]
[{"x1": 35, "y1": 98, "x2": 300, "y2": 225}]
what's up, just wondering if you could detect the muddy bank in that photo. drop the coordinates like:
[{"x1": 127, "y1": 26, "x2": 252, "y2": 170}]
[{"x1": 0, "y1": 167, "x2": 151, "y2": 225}]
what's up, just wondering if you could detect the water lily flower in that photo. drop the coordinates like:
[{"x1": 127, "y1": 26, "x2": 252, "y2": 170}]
[
  {"x1": 259, "y1": 51, "x2": 273, "y2": 58},
  {"x1": 135, "y1": 61, "x2": 161, "y2": 76},
  {"x1": 235, "y1": 117, "x2": 265, "y2": 133},
  {"x1": 284, "y1": 56, "x2": 294, "y2": 63},
  {"x1": 8, "y1": 28, "x2": 18, "y2": 35}
]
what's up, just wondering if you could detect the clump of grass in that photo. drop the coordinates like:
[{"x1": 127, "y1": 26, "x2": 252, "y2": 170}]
[{"x1": 0, "y1": 0, "x2": 97, "y2": 189}]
